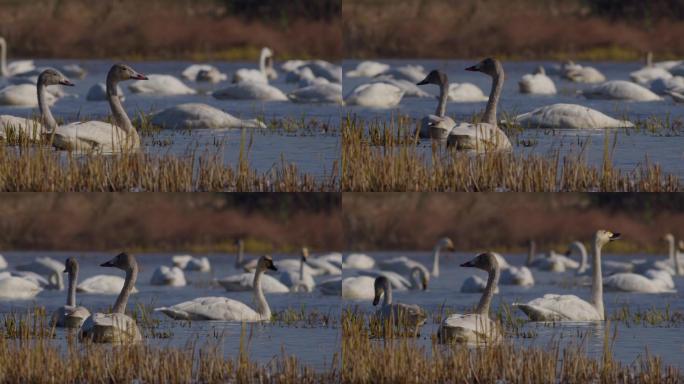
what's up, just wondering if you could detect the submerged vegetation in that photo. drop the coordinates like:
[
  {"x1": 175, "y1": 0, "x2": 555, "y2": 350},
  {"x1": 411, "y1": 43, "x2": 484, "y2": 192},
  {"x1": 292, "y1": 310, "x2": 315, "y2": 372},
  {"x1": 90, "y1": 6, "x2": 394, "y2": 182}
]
[{"x1": 341, "y1": 116, "x2": 682, "y2": 192}]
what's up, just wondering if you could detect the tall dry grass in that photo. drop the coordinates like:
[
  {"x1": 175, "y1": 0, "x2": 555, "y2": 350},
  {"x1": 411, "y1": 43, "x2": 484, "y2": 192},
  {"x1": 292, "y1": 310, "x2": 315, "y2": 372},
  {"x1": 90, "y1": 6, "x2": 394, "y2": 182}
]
[{"x1": 341, "y1": 117, "x2": 681, "y2": 193}]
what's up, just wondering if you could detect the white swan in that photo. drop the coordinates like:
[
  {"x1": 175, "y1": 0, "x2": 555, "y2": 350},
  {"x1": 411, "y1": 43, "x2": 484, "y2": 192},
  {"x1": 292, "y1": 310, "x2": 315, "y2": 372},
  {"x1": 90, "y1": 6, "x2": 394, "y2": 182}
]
[
  {"x1": 155, "y1": 255, "x2": 277, "y2": 322},
  {"x1": 562, "y1": 64, "x2": 606, "y2": 83},
  {"x1": 0, "y1": 37, "x2": 35, "y2": 77},
  {"x1": 287, "y1": 83, "x2": 342, "y2": 104},
  {"x1": 440, "y1": 252, "x2": 502, "y2": 343},
  {"x1": 519, "y1": 66, "x2": 557, "y2": 95},
  {"x1": 304, "y1": 248, "x2": 342, "y2": 275},
  {"x1": 372, "y1": 77, "x2": 431, "y2": 98},
  {"x1": 233, "y1": 47, "x2": 277, "y2": 84},
  {"x1": 218, "y1": 271, "x2": 289, "y2": 293},
  {"x1": 79, "y1": 253, "x2": 142, "y2": 343},
  {"x1": 571, "y1": 240, "x2": 632, "y2": 274},
  {"x1": 632, "y1": 233, "x2": 682, "y2": 275},
  {"x1": 344, "y1": 82, "x2": 404, "y2": 108},
  {"x1": 342, "y1": 275, "x2": 375, "y2": 300},
  {"x1": 183, "y1": 256, "x2": 211, "y2": 272},
  {"x1": 149, "y1": 103, "x2": 266, "y2": 129},
  {"x1": 603, "y1": 271, "x2": 675, "y2": 293},
  {"x1": 582, "y1": 80, "x2": 661, "y2": 101},
  {"x1": 377, "y1": 237, "x2": 454, "y2": 277},
  {"x1": 16, "y1": 255, "x2": 65, "y2": 290},
  {"x1": 416, "y1": 70, "x2": 456, "y2": 139},
  {"x1": 347, "y1": 61, "x2": 390, "y2": 78},
  {"x1": 300, "y1": 60, "x2": 341, "y2": 83},
  {"x1": 86, "y1": 83, "x2": 124, "y2": 102},
  {"x1": 0, "y1": 83, "x2": 56, "y2": 107},
  {"x1": 315, "y1": 252, "x2": 343, "y2": 269},
  {"x1": 508, "y1": 103, "x2": 634, "y2": 129},
  {"x1": 213, "y1": 81, "x2": 287, "y2": 101},
  {"x1": 51, "y1": 64, "x2": 148, "y2": 153},
  {"x1": 78, "y1": 274, "x2": 139, "y2": 295},
  {"x1": 373, "y1": 276, "x2": 428, "y2": 336},
  {"x1": 0, "y1": 275, "x2": 42, "y2": 299},
  {"x1": 500, "y1": 265, "x2": 535, "y2": 286},
  {"x1": 279, "y1": 249, "x2": 316, "y2": 292},
  {"x1": 61, "y1": 64, "x2": 87, "y2": 79},
  {"x1": 128, "y1": 74, "x2": 195, "y2": 95},
  {"x1": 150, "y1": 266, "x2": 186, "y2": 287},
  {"x1": 233, "y1": 239, "x2": 256, "y2": 271},
  {"x1": 630, "y1": 54, "x2": 672, "y2": 86},
  {"x1": 515, "y1": 230, "x2": 619, "y2": 321},
  {"x1": 380, "y1": 65, "x2": 427, "y2": 83},
  {"x1": 182, "y1": 64, "x2": 227, "y2": 82},
  {"x1": 344, "y1": 253, "x2": 375, "y2": 269},
  {"x1": 447, "y1": 82, "x2": 488, "y2": 102},
  {"x1": 358, "y1": 266, "x2": 428, "y2": 291},
  {"x1": 51, "y1": 258, "x2": 91, "y2": 328},
  {"x1": 446, "y1": 59, "x2": 512, "y2": 151}
]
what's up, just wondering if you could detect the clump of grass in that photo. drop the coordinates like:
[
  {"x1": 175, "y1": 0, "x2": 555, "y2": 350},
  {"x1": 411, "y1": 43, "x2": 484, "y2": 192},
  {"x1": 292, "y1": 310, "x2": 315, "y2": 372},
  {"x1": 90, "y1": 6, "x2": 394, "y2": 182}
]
[
  {"x1": 342, "y1": 116, "x2": 681, "y2": 192},
  {"x1": 272, "y1": 307, "x2": 338, "y2": 328},
  {"x1": 611, "y1": 305, "x2": 684, "y2": 328},
  {"x1": 0, "y1": 307, "x2": 54, "y2": 340},
  {"x1": 342, "y1": 310, "x2": 680, "y2": 383},
  {"x1": 0, "y1": 145, "x2": 337, "y2": 192}
]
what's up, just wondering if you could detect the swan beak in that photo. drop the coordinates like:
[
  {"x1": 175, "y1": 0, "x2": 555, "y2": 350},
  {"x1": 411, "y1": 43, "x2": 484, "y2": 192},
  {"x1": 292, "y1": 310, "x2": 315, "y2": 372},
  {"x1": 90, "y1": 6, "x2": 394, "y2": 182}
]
[
  {"x1": 60, "y1": 79, "x2": 75, "y2": 86},
  {"x1": 100, "y1": 259, "x2": 116, "y2": 267},
  {"x1": 372, "y1": 295, "x2": 380, "y2": 306},
  {"x1": 416, "y1": 78, "x2": 429, "y2": 86},
  {"x1": 465, "y1": 64, "x2": 480, "y2": 72},
  {"x1": 609, "y1": 232, "x2": 621, "y2": 241},
  {"x1": 460, "y1": 260, "x2": 475, "y2": 268},
  {"x1": 267, "y1": 264, "x2": 278, "y2": 271},
  {"x1": 133, "y1": 73, "x2": 149, "y2": 80}
]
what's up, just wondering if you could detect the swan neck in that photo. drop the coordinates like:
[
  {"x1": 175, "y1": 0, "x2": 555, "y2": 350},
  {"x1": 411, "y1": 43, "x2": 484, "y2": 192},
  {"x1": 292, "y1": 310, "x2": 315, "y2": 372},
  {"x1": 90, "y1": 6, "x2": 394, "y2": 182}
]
[
  {"x1": 235, "y1": 242, "x2": 244, "y2": 268},
  {"x1": 432, "y1": 244, "x2": 441, "y2": 277},
  {"x1": 475, "y1": 267, "x2": 499, "y2": 315},
  {"x1": 592, "y1": 239, "x2": 604, "y2": 320},
  {"x1": 409, "y1": 269, "x2": 420, "y2": 289},
  {"x1": 38, "y1": 81, "x2": 57, "y2": 132},
  {"x1": 67, "y1": 269, "x2": 77, "y2": 306},
  {"x1": 253, "y1": 267, "x2": 271, "y2": 320},
  {"x1": 526, "y1": 240, "x2": 536, "y2": 266},
  {"x1": 107, "y1": 74, "x2": 139, "y2": 147},
  {"x1": 436, "y1": 79, "x2": 448, "y2": 117},
  {"x1": 383, "y1": 278, "x2": 392, "y2": 306},
  {"x1": 259, "y1": 50, "x2": 267, "y2": 75},
  {"x1": 576, "y1": 242, "x2": 588, "y2": 274},
  {"x1": 482, "y1": 72, "x2": 503, "y2": 126},
  {"x1": 0, "y1": 39, "x2": 7, "y2": 77},
  {"x1": 668, "y1": 237, "x2": 681, "y2": 275},
  {"x1": 113, "y1": 266, "x2": 137, "y2": 314}
]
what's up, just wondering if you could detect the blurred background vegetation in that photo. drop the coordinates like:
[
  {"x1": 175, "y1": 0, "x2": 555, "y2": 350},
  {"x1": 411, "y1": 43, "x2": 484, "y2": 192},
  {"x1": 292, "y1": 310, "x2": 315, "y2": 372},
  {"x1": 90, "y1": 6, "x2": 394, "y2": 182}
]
[
  {"x1": 343, "y1": 193, "x2": 684, "y2": 254},
  {"x1": 0, "y1": 0, "x2": 341, "y2": 60},
  {"x1": 344, "y1": 0, "x2": 684, "y2": 60},
  {"x1": 0, "y1": 193, "x2": 341, "y2": 252}
]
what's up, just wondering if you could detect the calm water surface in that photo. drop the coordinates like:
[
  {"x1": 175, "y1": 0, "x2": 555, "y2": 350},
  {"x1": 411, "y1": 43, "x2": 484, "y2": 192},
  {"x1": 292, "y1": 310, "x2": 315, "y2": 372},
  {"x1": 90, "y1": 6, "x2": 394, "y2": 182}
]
[
  {"x1": 344, "y1": 251, "x2": 684, "y2": 371},
  {"x1": 0, "y1": 60, "x2": 342, "y2": 178},
  {"x1": 0, "y1": 251, "x2": 340, "y2": 370},
  {"x1": 343, "y1": 60, "x2": 684, "y2": 180}
]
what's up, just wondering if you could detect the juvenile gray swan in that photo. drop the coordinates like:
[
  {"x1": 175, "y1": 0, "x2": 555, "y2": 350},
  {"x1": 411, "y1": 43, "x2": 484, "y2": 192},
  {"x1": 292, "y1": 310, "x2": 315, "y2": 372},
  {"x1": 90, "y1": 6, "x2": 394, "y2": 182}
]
[
  {"x1": 51, "y1": 257, "x2": 91, "y2": 328},
  {"x1": 373, "y1": 276, "x2": 427, "y2": 337},
  {"x1": 79, "y1": 253, "x2": 142, "y2": 343}
]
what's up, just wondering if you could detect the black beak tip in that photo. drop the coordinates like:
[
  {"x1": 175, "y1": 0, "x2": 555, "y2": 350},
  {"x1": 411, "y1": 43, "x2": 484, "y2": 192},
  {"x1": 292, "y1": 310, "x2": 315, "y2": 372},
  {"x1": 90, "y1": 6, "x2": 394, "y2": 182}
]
[
  {"x1": 416, "y1": 80, "x2": 427, "y2": 85},
  {"x1": 465, "y1": 66, "x2": 477, "y2": 72},
  {"x1": 372, "y1": 298, "x2": 379, "y2": 306},
  {"x1": 100, "y1": 261, "x2": 112, "y2": 267},
  {"x1": 460, "y1": 261, "x2": 473, "y2": 267}
]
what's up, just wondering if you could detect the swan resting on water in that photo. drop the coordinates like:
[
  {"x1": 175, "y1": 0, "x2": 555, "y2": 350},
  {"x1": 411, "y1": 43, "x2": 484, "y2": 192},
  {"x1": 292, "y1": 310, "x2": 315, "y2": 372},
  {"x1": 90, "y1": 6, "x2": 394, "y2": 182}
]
[
  {"x1": 51, "y1": 258, "x2": 91, "y2": 328},
  {"x1": 373, "y1": 276, "x2": 428, "y2": 337}
]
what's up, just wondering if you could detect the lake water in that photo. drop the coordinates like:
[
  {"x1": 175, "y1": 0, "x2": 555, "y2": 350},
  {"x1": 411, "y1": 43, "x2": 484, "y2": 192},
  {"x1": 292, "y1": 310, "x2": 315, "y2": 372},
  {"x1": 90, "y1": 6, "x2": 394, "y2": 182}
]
[
  {"x1": 0, "y1": 60, "x2": 342, "y2": 179},
  {"x1": 343, "y1": 60, "x2": 684, "y2": 180},
  {"x1": 343, "y1": 251, "x2": 684, "y2": 371},
  {"x1": 0, "y1": 251, "x2": 341, "y2": 371}
]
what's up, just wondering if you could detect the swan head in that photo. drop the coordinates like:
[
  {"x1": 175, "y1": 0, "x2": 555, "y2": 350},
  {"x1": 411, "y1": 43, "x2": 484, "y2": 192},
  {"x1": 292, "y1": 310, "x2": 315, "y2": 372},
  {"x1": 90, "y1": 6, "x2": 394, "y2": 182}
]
[
  {"x1": 372, "y1": 276, "x2": 389, "y2": 305},
  {"x1": 101, "y1": 252, "x2": 137, "y2": 272},
  {"x1": 416, "y1": 70, "x2": 447, "y2": 87},
  {"x1": 465, "y1": 58, "x2": 502, "y2": 78},
  {"x1": 595, "y1": 230, "x2": 620, "y2": 246},
  {"x1": 663, "y1": 233, "x2": 675, "y2": 242},
  {"x1": 461, "y1": 252, "x2": 499, "y2": 272},
  {"x1": 437, "y1": 237, "x2": 455, "y2": 251},
  {"x1": 534, "y1": 66, "x2": 546, "y2": 75},
  {"x1": 109, "y1": 64, "x2": 148, "y2": 82},
  {"x1": 63, "y1": 257, "x2": 79, "y2": 274},
  {"x1": 301, "y1": 247, "x2": 310, "y2": 260},
  {"x1": 678, "y1": 240, "x2": 684, "y2": 251},
  {"x1": 38, "y1": 69, "x2": 74, "y2": 87},
  {"x1": 258, "y1": 255, "x2": 278, "y2": 272}
]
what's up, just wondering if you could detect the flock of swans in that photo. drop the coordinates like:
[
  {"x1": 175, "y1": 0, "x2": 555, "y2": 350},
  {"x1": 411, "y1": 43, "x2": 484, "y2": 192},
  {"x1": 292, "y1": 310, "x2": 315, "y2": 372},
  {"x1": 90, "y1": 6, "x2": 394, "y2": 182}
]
[
  {"x1": 0, "y1": 231, "x2": 681, "y2": 344},
  {"x1": 344, "y1": 53, "x2": 684, "y2": 151},
  {"x1": 343, "y1": 231, "x2": 683, "y2": 343},
  {"x1": 0, "y1": 37, "x2": 343, "y2": 151}
]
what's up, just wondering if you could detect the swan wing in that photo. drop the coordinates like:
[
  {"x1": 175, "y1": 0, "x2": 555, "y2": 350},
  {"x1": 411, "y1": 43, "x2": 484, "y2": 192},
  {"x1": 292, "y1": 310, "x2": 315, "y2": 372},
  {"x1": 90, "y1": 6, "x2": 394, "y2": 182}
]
[
  {"x1": 448, "y1": 122, "x2": 511, "y2": 151},
  {"x1": 447, "y1": 83, "x2": 488, "y2": 102},
  {"x1": 0, "y1": 276, "x2": 42, "y2": 299},
  {"x1": 342, "y1": 276, "x2": 375, "y2": 300},
  {"x1": 77, "y1": 275, "x2": 138, "y2": 294},
  {"x1": 516, "y1": 294, "x2": 600, "y2": 321},
  {"x1": 441, "y1": 314, "x2": 500, "y2": 342},
  {"x1": 512, "y1": 103, "x2": 634, "y2": 129},
  {"x1": 129, "y1": 74, "x2": 195, "y2": 95},
  {"x1": 213, "y1": 82, "x2": 287, "y2": 101},
  {"x1": 344, "y1": 83, "x2": 404, "y2": 108},
  {"x1": 344, "y1": 253, "x2": 375, "y2": 269},
  {"x1": 287, "y1": 83, "x2": 342, "y2": 104}
]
